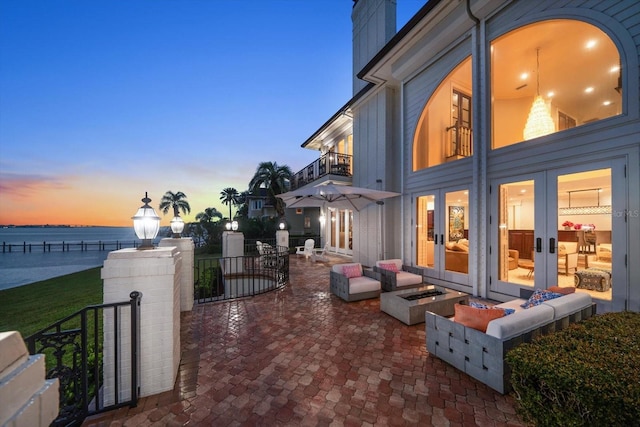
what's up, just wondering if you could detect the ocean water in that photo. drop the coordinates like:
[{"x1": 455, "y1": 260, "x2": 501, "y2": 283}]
[{"x1": 0, "y1": 227, "x2": 166, "y2": 290}]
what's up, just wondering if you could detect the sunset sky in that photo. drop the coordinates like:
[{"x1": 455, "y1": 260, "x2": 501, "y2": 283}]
[{"x1": 0, "y1": 0, "x2": 423, "y2": 227}]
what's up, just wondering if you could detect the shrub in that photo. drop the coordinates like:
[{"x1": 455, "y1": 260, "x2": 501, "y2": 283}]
[{"x1": 506, "y1": 312, "x2": 640, "y2": 427}]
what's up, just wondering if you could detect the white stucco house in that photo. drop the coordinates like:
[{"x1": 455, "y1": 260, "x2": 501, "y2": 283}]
[{"x1": 289, "y1": 0, "x2": 639, "y2": 313}]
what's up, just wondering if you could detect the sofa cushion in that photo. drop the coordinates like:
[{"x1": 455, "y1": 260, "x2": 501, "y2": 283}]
[
  {"x1": 454, "y1": 303, "x2": 505, "y2": 332},
  {"x1": 520, "y1": 289, "x2": 563, "y2": 309},
  {"x1": 541, "y1": 292, "x2": 592, "y2": 319},
  {"x1": 342, "y1": 264, "x2": 362, "y2": 278},
  {"x1": 485, "y1": 304, "x2": 555, "y2": 340},
  {"x1": 395, "y1": 271, "x2": 422, "y2": 287},
  {"x1": 348, "y1": 276, "x2": 381, "y2": 294},
  {"x1": 378, "y1": 261, "x2": 399, "y2": 273},
  {"x1": 495, "y1": 298, "x2": 527, "y2": 313},
  {"x1": 548, "y1": 286, "x2": 576, "y2": 295}
]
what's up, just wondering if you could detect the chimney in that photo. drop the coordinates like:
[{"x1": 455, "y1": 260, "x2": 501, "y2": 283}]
[{"x1": 351, "y1": 0, "x2": 397, "y2": 94}]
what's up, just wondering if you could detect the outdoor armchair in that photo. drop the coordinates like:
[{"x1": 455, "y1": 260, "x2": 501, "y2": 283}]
[
  {"x1": 330, "y1": 263, "x2": 381, "y2": 302},
  {"x1": 373, "y1": 259, "x2": 424, "y2": 292}
]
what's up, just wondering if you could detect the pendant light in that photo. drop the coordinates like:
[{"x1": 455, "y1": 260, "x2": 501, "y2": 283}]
[{"x1": 523, "y1": 48, "x2": 555, "y2": 140}]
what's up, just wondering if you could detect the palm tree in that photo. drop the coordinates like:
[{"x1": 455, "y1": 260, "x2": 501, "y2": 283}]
[
  {"x1": 249, "y1": 161, "x2": 292, "y2": 217},
  {"x1": 220, "y1": 187, "x2": 240, "y2": 221},
  {"x1": 195, "y1": 207, "x2": 223, "y2": 223},
  {"x1": 159, "y1": 191, "x2": 191, "y2": 218}
]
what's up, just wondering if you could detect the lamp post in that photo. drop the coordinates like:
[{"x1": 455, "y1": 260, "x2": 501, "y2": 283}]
[{"x1": 132, "y1": 192, "x2": 161, "y2": 249}]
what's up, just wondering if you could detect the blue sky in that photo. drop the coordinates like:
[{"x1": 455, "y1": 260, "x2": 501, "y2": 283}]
[{"x1": 0, "y1": 0, "x2": 424, "y2": 225}]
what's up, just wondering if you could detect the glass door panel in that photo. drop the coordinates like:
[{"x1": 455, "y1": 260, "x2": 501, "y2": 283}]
[
  {"x1": 492, "y1": 174, "x2": 543, "y2": 297},
  {"x1": 416, "y1": 194, "x2": 436, "y2": 269},
  {"x1": 444, "y1": 190, "x2": 469, "y2": 275},
  {"x1": 416, "y1": 188, "x2": 470, "y2": 287},
  {"x1": 555, "y1": 168, "x2": 612, "y2": 302}
]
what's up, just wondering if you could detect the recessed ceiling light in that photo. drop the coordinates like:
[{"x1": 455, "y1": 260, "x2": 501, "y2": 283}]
[
  {"x1": 585, "y1": 87, "x2": 594, "y2": 93},
  {"x1": 610, "y1": 65, "x2": 620, "y2": 73},
  {"x1": 520, "y1": 72, "x2": 528, "y2": 80},
  {"x1": 603, "y1": 100, "x2": 612, "y2": 106},
  {"x1": 520, "y1": 189, "x2": 526, "y2": 193},
  {"x1": 586, "y1": 40, "x2": 597, "y2": 49},
  {"x1": 547, "y1": 91, "x2": 555, "y2": 98}
]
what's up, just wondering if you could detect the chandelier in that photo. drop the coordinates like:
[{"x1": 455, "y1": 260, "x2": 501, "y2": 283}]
[{"x1": 523, "y1": 48, "x2": 555, "y2": 140}]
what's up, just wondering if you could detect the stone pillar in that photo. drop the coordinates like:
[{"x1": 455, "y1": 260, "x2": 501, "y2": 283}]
[
  {"x1": 159, "y1": 238, "x2": 195, "y2": 312},
  {"x1": 101, "y1": 247, "x2": 181, "y2": 403},
  {"x1": 276, "y1": 229, "x2": 289, "y2": 250}
]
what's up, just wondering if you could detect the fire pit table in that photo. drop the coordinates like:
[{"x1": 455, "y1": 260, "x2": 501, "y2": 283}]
[{"x1": 380, "y1": 285, "x2": 469, "y2": 325}]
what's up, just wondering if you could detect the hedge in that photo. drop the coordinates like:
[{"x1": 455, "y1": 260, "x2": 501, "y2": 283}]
[{"x1": 506, "y1": 311, "x2": 640, "y2": 427}]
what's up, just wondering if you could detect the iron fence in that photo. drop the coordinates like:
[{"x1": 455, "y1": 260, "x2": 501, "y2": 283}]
[
  {"x1": 194, "y1": 245, "x2": 289, "y2": 303},
  {"x1": 24, "y1": 291, "x2": 141, "y2": 426}
]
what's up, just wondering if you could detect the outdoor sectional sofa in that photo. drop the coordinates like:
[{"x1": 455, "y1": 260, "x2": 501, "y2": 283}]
[{"x1": 425, "y1": 291, "x2": 596, "y2": 394}]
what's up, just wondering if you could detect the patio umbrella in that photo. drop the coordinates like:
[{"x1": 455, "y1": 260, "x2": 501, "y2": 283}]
[{"x1": 278, "y1": 184, "x2": 400, "y2": 212}]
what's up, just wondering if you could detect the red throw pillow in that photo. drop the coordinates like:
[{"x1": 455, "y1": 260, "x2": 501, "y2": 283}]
[
  {"x1": 342, "y1": 264, "x2": 362, "y2": 278},
  {"x1": 548, "y1": 286, "x2": 575, "y2": 295},
  {"x1": 454, "y1": 303, "x2": 505, "y2": 333},
  {"x1": 379, "y1": 262, "x2": 399, "y2": 273}
]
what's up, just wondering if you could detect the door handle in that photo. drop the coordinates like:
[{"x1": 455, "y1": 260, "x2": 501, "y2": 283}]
[
  {"x1": 536, "y1": 237, "x2": 542, "y2": 253},
  {"x1": 549, "y1": 238, "x2": 556, "y2": 254}
]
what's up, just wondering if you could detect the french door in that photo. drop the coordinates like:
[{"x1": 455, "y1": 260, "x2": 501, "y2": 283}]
[
  {"x1": 490, "y1": 159, "x2": 626, "y2": 311},
  {"x1": 415, "y1": 186, "x2": 470, "y2": 287},
  {"x1": 328, "y1": 208, "x2": 352, "y2": 255}
]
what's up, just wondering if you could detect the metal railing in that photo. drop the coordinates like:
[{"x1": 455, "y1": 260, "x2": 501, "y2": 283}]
[
  {"x1": 2, "y1": 240, "x2": 144, "y2": 253},
  {"x1": 291, "y1": 153, "x2": 352, "y2": 190},
  {"x1": 194, "y1": 245, "x2": 289, "y2": 303},
  {"x1": 24, "y1": 291, "x2": 141, "y2": 426}
]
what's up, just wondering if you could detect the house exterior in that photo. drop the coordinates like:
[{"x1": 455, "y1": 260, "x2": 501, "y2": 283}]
[{"x1": 292, "y1": 0, "x2": 639, "y2": 313}]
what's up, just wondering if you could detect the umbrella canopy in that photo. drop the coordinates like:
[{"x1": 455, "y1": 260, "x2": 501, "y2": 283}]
[{"x1": 278, "y1": 184, "x2": 400, "y2": 212}]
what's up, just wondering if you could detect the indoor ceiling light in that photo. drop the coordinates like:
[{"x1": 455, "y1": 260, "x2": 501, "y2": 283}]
[{"x1": 523, "y1": 48, "x2": 555, "y2": 140}]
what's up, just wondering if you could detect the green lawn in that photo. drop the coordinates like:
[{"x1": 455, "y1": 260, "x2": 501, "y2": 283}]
[
  {"x1": 0, "y1": 253, "x2": 216, "y2": 338},
  {"x1": 0, "y1": 267, "x2": 103, "y2": 338}
]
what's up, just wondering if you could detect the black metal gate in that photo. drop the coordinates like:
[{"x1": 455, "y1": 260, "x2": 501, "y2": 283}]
[{"x1": 24, "y1": 291, "x2": 141, "y2": 426}]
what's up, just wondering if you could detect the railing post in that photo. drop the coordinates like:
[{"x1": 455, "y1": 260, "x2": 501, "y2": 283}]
[{"x1": 130, "y1": 291, "x2": 141, "y2": 407}]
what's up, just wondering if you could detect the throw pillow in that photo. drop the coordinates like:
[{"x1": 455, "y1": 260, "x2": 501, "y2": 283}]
[
  {"x1": 558, "y1": 244, "x2": 567, "y2": 256},
  {"x1": 342, "y1": 264, "x2": 362, "y2": 279},
  {"x1": 548, "y1": 286, "x2": 576, "y2": 295},
  {"x1": 454, "y1": 303, "x2": 505, "y2": 332},
  {"x1": 378, "y1": 262, "x2": 399, "y2": 273},
  {"x1": 520, "y1": 289, "x2": 563, "y2": 309},
  {"x1": 469, "y1": 301, "x2": 515, "y2": 316},
  {"x1": 453, "y1": 242, "x2": 469, "y2": 252}
]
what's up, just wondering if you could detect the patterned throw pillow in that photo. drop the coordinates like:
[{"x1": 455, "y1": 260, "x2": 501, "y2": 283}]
[
  {"x1": 342, "y1": 264, "x2": 362, "y2": 278},
  {"x1": 470, "y1": 301, "x2": 515, "y2": 316},
  {"x1": 520, "y1": 289, "x2": 563, "y2": 309},
  {"x1": 379, "y1": 262, "x2": 399, "y2": 273}
]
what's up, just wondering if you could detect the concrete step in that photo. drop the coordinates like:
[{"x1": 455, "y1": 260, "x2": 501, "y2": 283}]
[{"x1": 3, "y1": 378, "x2": 59, "y2": 427}]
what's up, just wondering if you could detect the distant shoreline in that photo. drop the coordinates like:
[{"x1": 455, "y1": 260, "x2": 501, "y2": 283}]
[{"x1": 1, "y1": 225, "x2": 124, "y2": 228}]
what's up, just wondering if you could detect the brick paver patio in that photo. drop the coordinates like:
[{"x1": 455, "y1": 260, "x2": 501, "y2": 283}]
[{"x1": 83, "y1": 254, "x2": 525, "y2": 426}]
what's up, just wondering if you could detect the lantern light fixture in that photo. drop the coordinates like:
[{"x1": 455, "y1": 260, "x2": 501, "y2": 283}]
[
  {"x1": 231, "y1": 220, "x2": 239, "y2": 231},
  {"x1": 132, "y1": 192, "x2": 161, "y2": 250},
  {"x1": 170, "y1": 215, "x2": 185, "y2": 238}
]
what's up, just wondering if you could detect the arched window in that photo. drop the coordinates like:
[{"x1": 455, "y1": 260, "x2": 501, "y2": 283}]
[
  {"x1": 491, "y1": 20, "x2": 621, "y2": 148},
  {"x1": 413, "y1": 57, "x2": 472, "y2": 171}
]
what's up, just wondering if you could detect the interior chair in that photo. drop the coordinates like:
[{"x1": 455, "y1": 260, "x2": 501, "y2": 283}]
[{"x1": 557, "y1": 241, "x2": 579, "y2": 275}]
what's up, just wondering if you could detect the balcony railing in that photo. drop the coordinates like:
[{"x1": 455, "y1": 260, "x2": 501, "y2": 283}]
[{"x1": 291, "y1": 153, "x2": 352, "y2": 190}]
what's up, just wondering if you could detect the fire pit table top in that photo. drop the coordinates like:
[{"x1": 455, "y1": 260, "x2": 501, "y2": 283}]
[{"x1": 380, "y1": 285, "x2": 469, "y2": 325}]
